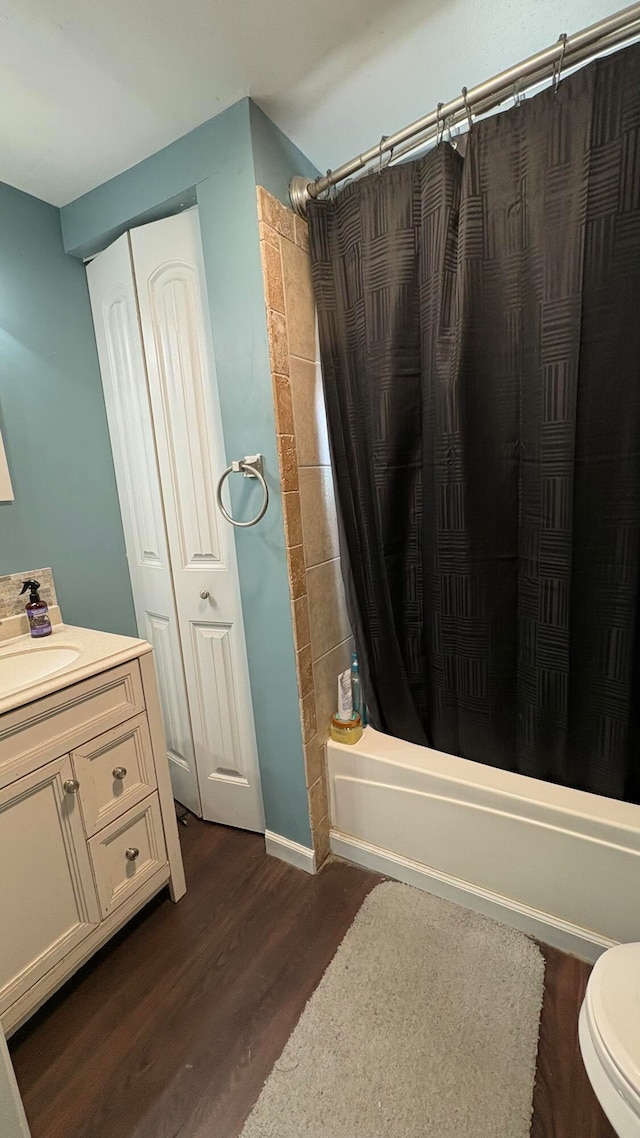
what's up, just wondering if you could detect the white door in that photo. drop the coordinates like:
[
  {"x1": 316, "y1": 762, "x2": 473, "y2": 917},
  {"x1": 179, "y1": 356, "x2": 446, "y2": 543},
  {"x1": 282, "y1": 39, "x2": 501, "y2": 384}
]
[
  {"x1": 0, "y1": 756, "x2": 100, "y2": 1020},
  {"x1": 130, "y1": 211, "x2": 264, "y2": 832},
  {"x1": 87, "y1": 237, "x2": 202, "y2": 817}
]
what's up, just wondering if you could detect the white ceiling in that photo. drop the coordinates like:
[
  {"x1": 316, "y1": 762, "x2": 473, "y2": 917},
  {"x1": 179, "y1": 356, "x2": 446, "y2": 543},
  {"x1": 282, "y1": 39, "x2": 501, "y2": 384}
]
[{"x1": 0, "y1": 0, "x2": 624, "y2": 206}]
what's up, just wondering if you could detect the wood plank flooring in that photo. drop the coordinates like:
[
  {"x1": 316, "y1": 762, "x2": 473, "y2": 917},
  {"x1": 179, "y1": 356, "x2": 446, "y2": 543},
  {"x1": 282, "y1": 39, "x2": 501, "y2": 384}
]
[
  {"x1": 10, "y1": 816, "x2": 616, "y2": 1138},
  {"x1": 531, "y1": 944, "x2": 615, "y2": 1138}
]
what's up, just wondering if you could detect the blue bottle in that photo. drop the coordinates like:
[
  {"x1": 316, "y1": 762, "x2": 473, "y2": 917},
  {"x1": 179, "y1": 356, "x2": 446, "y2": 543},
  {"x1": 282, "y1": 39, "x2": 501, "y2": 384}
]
[{"x1": 351, "y1": 652, "x2": 365, "y2": 726}]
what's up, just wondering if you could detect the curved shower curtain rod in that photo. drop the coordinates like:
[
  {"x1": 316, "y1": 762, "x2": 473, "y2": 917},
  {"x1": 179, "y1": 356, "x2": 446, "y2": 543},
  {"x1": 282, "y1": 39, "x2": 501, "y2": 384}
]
[{"x1": 289, "y1": 1, "x2": 640, "y2": 216}]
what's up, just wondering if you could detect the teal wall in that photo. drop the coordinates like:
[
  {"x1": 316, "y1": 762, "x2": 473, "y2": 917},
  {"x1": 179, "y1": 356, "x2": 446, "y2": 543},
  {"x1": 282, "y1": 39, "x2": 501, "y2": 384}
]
[
  {"x1": 61, "y1": 99, "x2": 317, "y2": 258},
  {"x1": 0, "y1": 180, "x2": 136, "y2": 635},
  {"x1": 249, "y1": 102, "x2": 319, "y2": 208},
  {"x1": 60, "y1": 101, "x2": 247, "y2": 258},
  {"x1": 61, "y1": 98, "x2": 318, "y2": 846}
]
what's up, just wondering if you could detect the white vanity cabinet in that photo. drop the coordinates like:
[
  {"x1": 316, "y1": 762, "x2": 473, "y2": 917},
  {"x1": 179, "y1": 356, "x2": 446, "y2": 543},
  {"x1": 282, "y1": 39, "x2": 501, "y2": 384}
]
[
  {"x1": 0, "y1": 644, "x2": 186, "y2": 1036},
  {"x1": 0, "y1": 754, "x2": 101, "y2": 1018}
]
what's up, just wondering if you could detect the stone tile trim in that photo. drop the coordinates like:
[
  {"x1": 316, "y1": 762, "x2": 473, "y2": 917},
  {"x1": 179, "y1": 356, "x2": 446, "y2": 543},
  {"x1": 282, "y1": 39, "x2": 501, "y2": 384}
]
[
  {"x1": 309, "y1": 769, "x2": 328, "y2": 828},
  {"x1": 257, "y1": 189, "x2": 296, "y2": 243},
  {"x1": 292, "y1": 595, "x2": 311, "y2": 651},
  {"x1": 313, "y1": 814, "x2": 330, "y2": 866},
  {"x1": 258, "y1": 186, "x2": 335, "y2": 868},
  {"x1": 303, "y1": 734, "x2": 323, "y2": 787},
  {"x1": 300, "y1": 690, "x2": 317, "y2": 743},
  {"x1": 296, "y1": 644, "x2": 313, "y2": 700},
  {"x1": 0, "y1": 568, "x2": 57, "y2": 620}
]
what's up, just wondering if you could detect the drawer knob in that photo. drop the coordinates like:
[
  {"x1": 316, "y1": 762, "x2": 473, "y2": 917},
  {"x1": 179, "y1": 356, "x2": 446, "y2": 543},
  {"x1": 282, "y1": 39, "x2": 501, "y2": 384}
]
[
  {"x1": 63, "y1": 778, "x2": 80, "y2": 795},
  {"x1": 125, "y1": 847, "x2": 140, "y2": 862},
  {"x1": 113, "y1": 766, "x2": 127, "y2": 781},
  {"x1": 200, "y1": 589, "x2": 210, "y2": 600}
]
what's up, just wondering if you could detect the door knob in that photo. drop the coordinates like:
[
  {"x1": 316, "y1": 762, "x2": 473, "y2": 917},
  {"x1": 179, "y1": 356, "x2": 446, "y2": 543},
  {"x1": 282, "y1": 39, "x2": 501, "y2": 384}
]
[
  {"x1": 200, "y1": 589, "x2": 210, "y2": 600},
  {"x1": 113, "y1": 766, "x2": 127, "y2": 780},
  {"x1": 125, "y1": 847, "x2": 140, "y2": 861},
  {"x1": 63, "y1": 778, "x2": 80, "y2": 795}
]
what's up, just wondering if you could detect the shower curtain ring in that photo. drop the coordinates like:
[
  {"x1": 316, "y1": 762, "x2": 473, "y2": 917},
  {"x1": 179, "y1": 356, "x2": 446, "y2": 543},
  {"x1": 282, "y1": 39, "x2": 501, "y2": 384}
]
[
  {"x1": 553, "y1": 33, "x2": 568, "y2": 92},
  {"x1": 461, "y1": 87, "x2": 473, "y2": 132},
  {"x1": 436, "y1": 103, "x2": 444, "y2": 148},
  {"x1": 378, "y1": 135, "x2": 389, "y2": 176}
]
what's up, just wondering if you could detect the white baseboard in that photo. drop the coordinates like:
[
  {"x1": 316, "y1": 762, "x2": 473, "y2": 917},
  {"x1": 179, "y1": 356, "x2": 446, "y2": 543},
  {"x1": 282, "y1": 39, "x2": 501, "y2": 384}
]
[
  {"x1": 265, "y1": 830, "x2": 316, "y2": 874},
  {"x1": 330, "y1": 830, "x2": 616, "y2": 963}
]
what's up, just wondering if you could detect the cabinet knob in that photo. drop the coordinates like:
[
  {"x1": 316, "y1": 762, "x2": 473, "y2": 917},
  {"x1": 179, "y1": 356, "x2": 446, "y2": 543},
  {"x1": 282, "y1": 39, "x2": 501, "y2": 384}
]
[
  {"x1": 125, "y1": 847, "x2": 140, "y2": 862},
  {"x1": 113, "y1": 766, "x2": 127, "y2": 780},
  {"x1": 63, "y1": 778, "x2": 80, "y2": 795},
  {"x1": 200, "y1": 589, "x2": 210, "y2": 600}
]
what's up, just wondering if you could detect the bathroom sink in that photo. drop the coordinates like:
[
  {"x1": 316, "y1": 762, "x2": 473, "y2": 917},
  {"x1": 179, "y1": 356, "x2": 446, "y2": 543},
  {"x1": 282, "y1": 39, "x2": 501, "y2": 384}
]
[{"x1": 0, "y1": 645, "x2": 81, "y2": 694}]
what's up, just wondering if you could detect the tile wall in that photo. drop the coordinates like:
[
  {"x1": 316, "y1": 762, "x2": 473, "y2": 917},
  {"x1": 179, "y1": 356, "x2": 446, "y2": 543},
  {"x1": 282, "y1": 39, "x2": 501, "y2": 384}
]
[
  {"x1": 0, "y1": 568, "x2": 57, "y2": 619},
  {"x1": 258, "y1": 187, "x2": 354, "y2": 865},
  {"x1": 0, "y1": 567, "x2": 61, "y2": 642}
]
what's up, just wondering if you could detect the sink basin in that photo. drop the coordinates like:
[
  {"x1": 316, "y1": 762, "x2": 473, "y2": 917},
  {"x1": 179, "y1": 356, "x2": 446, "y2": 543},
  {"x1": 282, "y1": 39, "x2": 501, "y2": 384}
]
[{"x1": 0, "y1": 645, "x2": 81, "y2": 695}]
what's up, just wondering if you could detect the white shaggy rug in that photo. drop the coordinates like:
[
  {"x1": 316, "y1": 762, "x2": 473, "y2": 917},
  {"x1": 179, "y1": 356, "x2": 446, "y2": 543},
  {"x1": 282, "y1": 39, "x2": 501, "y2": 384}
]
[{"x1": 241, "y1": 881, "x2": 545, "y2": 1138}]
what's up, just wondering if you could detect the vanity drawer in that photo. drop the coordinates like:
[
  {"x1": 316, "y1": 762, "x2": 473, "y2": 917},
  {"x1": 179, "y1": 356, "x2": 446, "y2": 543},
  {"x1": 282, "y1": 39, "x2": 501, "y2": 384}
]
[
  {"x1": 0, "y1": 661, "x2": 145, "y2": 787},
  {"x1": 88, "y1": 795, "x2": 167, "y2": 918},
  {"x1": 71, "y1": 714, "x2": 157, "y2": 837}
]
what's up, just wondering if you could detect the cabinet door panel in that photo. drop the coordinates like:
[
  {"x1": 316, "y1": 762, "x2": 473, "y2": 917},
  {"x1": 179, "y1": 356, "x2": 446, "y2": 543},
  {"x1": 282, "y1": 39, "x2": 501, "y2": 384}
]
[
  {"x1": 0, "y1": 756, "x2": 100, "y2": 1017},
  {"x1": 71, "y1": 714, "x2": 156, "y2": 837},
  {"x1": 88, "y1": 795, "x2": 167, "y2": 917}
]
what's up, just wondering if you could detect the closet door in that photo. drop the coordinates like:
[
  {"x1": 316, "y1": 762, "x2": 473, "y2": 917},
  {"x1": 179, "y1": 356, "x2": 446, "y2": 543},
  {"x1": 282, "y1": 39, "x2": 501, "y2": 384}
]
[
  {"x1": 86, "y1": 235, "x2": 202, "y2": 817},
  {"x1": 130, "y1": 210, "x2": 264, "y2": 833}
]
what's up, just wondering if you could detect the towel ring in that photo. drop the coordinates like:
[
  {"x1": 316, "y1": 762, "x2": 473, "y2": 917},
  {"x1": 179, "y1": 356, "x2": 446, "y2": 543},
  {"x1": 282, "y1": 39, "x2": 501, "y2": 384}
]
[{"x1": 216, "y1": 454, "x2": 269, "y2": 528}]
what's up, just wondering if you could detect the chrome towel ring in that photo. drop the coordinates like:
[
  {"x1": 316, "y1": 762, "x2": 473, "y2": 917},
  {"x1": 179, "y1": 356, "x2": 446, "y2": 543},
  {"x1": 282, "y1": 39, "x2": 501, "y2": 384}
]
[{"x1": 216, "y1": 454, "x2": 269, "y2": 527}]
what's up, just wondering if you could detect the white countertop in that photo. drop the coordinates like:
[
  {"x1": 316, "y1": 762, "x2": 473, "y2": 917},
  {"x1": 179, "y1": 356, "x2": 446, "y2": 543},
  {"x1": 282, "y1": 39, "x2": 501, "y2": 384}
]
[{"x1": 0, "y1": 624, "x2": 150, "y2": 716}]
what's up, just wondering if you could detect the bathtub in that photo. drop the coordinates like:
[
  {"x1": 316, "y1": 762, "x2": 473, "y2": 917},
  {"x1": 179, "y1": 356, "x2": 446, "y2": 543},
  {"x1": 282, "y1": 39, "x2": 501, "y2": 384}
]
[{"x1": 327, "y1": 727, "x2": 640, "y2": 961}]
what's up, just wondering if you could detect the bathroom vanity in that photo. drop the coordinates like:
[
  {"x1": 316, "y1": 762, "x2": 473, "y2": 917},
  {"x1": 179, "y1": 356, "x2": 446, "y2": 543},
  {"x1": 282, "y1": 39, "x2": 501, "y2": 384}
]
[{"x1": 0, "y1": 625, "x2": 186, "y2": 1036}]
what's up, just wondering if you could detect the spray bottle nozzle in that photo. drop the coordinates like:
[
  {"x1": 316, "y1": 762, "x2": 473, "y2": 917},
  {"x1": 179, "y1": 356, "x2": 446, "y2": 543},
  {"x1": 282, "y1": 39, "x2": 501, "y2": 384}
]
[{"x1": 20, "y1": 579, "x2": 41, "y2": 601}]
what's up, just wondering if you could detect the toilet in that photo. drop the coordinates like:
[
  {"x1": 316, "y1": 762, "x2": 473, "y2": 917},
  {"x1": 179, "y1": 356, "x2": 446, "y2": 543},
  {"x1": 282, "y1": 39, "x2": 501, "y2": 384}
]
[{"x1": 579, "y1": 943, "x2": 640, "y2": 1137}]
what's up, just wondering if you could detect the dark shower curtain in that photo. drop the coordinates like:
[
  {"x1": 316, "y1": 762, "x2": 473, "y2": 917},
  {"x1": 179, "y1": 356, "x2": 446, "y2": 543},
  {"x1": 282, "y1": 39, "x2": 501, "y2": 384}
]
[{"x1": 307, "y1": 42, "x2": 640, "y2": 802}]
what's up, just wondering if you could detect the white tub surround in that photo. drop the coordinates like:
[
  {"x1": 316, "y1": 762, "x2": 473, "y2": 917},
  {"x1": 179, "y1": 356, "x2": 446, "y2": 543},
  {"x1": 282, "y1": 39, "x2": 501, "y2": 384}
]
[
  {"x1": 328, "y1": 727, "x2": 640, "y2": 961},
  {"x1": 0, "y1": 624, "x2": 185, "y2": 1035}
]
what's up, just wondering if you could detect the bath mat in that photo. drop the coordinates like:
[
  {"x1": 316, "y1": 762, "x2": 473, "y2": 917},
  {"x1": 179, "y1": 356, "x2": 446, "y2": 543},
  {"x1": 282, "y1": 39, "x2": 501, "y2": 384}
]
[{"x1": 240, "y1": 881, "x2": 545, "y2": 1138}]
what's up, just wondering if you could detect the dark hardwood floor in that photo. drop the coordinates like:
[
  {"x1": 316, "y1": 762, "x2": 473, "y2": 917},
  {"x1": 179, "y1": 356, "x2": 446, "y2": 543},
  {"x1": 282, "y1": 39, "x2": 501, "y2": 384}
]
[
  {"x1": 531, "y1": 945, "x2": 615, "y2": 1138},
  {"x1": 10, "y1": 816, "x2": 616, "y2": 1138}
]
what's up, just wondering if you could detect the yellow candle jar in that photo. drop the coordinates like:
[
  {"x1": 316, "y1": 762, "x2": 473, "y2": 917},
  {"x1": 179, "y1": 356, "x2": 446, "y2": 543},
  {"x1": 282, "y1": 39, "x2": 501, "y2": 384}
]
[{"x1": 330, "y1": 712, "x2": 363, "y2": 745}]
